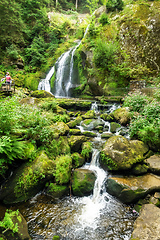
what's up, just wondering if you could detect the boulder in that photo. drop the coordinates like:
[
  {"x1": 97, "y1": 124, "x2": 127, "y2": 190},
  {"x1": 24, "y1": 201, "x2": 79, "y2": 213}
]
[
  {"x1": 100, "y1": 113, "x2": 113, "y2": 122},
  {"x1": 67, "y1": 116, "x2": 82, "y2": 128},
  {"x1": 145, "y1": 154, "x2": 160, "y2": 174},
  {"x1": 82, "y1": 131, "x2": 97, "y2": 138},
  {"x1": 81, "y1": 119, "x2": 104, "y2": 131},
  {"x1": 68, "y1": 135, "x2": 87, "y2": 152},
  {"x1": 101, "y1": 132, "x2": 113, "y2": 139},
  {"x1": 81, "y1": 141, "x2": 92, "y2": 162},
  {"x1": 100, "y1": 135, "x2": 149, "y2": 171},
  {"x1": 110, "y1": 122, "x2": 121, "y2": 133},
  {"x1": 106, "y1": 173, "x2": 160, "y2": 203},
  {"x1": 46, "y1": 183, "x2": 69, "y2": 199},
  {"x1": 0, "y1": 151, "x2": 55, "y2": 204},
  {"x1": 110, "y1": 107, "x2": 131, "y2": 126},
  {"x1": 71, "y1": 169, "x2": 96, "y2": 196},
  {"x1": 71, "y1": 152, "x2": 85, "y2": 168},
  {"x1": 81, "y1": 110, "x2": 96, "y2": 119},
  {"x1": 69, "y1": 129, "x2": 81, "y2": 135},
  {"x1": 49, "y1": 122, "x2": 70, "y2": 138},
  {"x1": 54, "y1": 155, "x2": 72, "y2": 185},
  {"x1": 131, "y1": 204, "x2": 160, "y2": 240}
]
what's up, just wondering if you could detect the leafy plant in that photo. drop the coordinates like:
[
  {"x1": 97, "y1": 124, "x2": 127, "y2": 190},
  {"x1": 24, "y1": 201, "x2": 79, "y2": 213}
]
[
  {"x1": 123, "y1": 92, "x2": 149, "y2": 112},
  {"x1": 0, "y1": 209, "x2": 21, "y2": 234},
  {"x1": 106, "y1": 0, "x2": 124, "y2": 12},
  {"x1": 99, "y1": 13, "x2": 110, "y2": 26}
]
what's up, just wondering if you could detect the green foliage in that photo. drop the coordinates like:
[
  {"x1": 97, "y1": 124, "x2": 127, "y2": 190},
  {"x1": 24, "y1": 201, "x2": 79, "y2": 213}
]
[
  {"x1": 40, "y1": 100, "x2": 58, "y2": 111},
  {"x1": 106, "y1": 0, "x2": 124, "y2": 12},
  {"x1": 86, "y1": 0, "x2": 99, "y2": 14},
  {"x1": 123, "y1": 92, "x2": 160, "y2": 150},
  {"x1": 93, "y1": 39, "x2": 118, "y2": 70},
  {"x1": 99, "y1": 13, "x2": 110, "y2": 26},
  {"x1": 0, "y1": 209, "x2": 21, "y2": 234},
  {"x1": 123, "y1": 92, "x2": 149, "y2": 112},
  {"x1": 81, "y1": 142, "x2": 92, "y2": 159},
  {"x1": 6, "y1": 44, "x2": 19, "y2": 61}
]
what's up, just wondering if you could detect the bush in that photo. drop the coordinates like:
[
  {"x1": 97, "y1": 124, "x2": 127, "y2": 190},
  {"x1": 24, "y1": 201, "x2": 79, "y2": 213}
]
[
  {"x1": 123, "y1": 92, "x2": 149, "y2": 113},
  {"x1": 106, "y1": 0, "x2": 124, "y2": 12},
  {"x1": 93, "y1": 39, "x2": 118, "y2": 70},
  {"x1": 99, "y1": 13, "x2": 109, "y2": 26}
]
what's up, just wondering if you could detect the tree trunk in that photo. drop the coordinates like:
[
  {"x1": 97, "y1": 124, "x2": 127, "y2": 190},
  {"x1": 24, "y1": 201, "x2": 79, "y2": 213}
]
[{"x1": 75, "y1": 0, "x2": 78, "y2": 9}]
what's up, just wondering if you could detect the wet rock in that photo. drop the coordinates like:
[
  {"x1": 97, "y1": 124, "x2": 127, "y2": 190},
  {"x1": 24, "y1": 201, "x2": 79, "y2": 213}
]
[
  {"x1": 106, "y1": 173, "x2": 160, "y2": 203},
  {"x1": 68, "y1": 135, "x2": 87, "y2": 152},
  {"x1": 71, "y1": 169, "x2": 96, "y2": 196},
  {"x1": 56, "y1": 99, "x2": 92, "y2": 111},
  {"x1": 145, "y1": 154, "x2": 160, "y2": 174},
  {"x1": 71, "y1": 152, "x2": 85, "y2": 168},
  {"x1": 0, "y1": 151, "x2": 56, "y2": 204},
  {"x1": 110, "y1": 107, "x2": 131, "y2": 126},
  {"x1": 131, "y1": 204, "x2": 160, "y2": 240},
  {"x1": 100, "y1": 135, "x2": 149, "y2": 171}
]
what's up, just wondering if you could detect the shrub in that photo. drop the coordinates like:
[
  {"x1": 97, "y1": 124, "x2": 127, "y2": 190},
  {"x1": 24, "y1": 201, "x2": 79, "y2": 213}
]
[
  {"x1": 93, "y1": 40, "x2": 118, "y2": 70},
  {"x1": 123, "y1": 92, "x2": 149, "y2": 113},
  {"x1": 99, "y1": 13, "x2": 109, "y2": 26},
  {"x1": 0, "y1": 209, "x2": 21, "y2": 234},
  {"x1": 106, "y1": 0, "x2": 124, "y2": 12}
]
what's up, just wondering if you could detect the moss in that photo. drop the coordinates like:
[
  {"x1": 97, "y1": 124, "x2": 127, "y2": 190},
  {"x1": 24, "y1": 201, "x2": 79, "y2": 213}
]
[
  {"x1": 30, "y1": 90, "x2": 54, "y2": 98},
  {"x1": 54, "y1": 155, "x2": 72, "y2": 184}
]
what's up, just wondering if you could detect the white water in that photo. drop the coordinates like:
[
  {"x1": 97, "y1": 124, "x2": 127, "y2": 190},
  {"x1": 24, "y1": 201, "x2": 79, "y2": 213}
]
[
  {"x1": 38, "y1": 66, "x2": 55, "y2": 92},
  {"x1": 77, "y1": 149, "x2": 108, "y2": 229}
]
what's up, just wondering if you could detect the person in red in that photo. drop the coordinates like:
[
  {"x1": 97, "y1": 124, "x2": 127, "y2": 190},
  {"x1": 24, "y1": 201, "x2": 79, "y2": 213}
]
[{"x1": 5, "y1": 72, "x2": 11, "y2": 84}]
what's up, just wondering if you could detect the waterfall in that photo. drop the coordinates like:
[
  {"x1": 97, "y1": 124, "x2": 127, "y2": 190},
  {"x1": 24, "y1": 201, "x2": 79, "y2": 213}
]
[
  {"x1": 77, "y1": 149, "x2": 109, "y2": 229},
  {"x1": 38, "y1": 66, "x2": 55, "y2": 92},
  {"x1": 54, "y1": 41, "x2": 81, "y2": 98}
]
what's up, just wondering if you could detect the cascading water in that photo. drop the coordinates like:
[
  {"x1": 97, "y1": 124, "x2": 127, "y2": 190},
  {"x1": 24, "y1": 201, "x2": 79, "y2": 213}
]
[
  {"x1": 38, "y1": 66, "x2": 55, "y2": 92},
  {"x1": 15, "y1": 103, "x2": 135, "y2": 240}
]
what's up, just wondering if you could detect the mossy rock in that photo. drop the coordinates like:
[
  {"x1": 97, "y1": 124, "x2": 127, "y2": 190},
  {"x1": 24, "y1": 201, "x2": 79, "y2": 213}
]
[
  {"x1": 54, "y1": 155, "x2": 72, "y2": 184},
  {"x1": 81, "y1": 141, "x2": 92, "y2": 162},
  {"x1": 81, "y1": 110, "x2": 96, "y2": 119},
  {"x1": 71, "y1": 169, "x2": 96, "y2": 197},
  {"x1": 81, "y1": 119, "x2": 104, "y2": 131},
  {"x1": 48, "y1": 122, "x2": 70, "y2": 138},
  {"x1": 110, "y1": 107, "x2": 131, "y2": 126},
  {"x1": 100, "y1": 113, "x2": 113, "y2": 122},
  {"x1": 0, "y1": 151, "x2": 56, "y2": 204},
  {"x1": 68, "y1": 135, "x2": 87, "y2": 152},
  {"x1": 110, "y1": 122, "x2": 121, "y2": 133},
  {"x1": 82, "y1": 131, "x2": 97, "y2": 137},
  {"x1": 101, "y1": 132, "x2": 113, "y2": 139},
  {"x1": 67, "y1": 116, "x2": 82, "y2": 128},
  {"x1": 131, "y1": 163, "x2": 149, "y2": 176},
  {"x1": 69, "y1": 129, "x2": 81, "y2": 136},
  {"x1": 71, "y1": 152, "x2": 85, "y2": 168},
  {"x1": 30, "y1": 90, "x2": 54, "y2": 98},
  {"x1": 100, "y1": 135, "x2": 149, "y2": 171},
  {"x1": 46, "y1": 182, "x2": 69, "y2": 199}
]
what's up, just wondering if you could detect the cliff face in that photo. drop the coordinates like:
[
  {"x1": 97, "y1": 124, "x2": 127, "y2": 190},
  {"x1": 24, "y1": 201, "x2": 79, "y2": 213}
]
[{"x1": 78, "y1": 1, "x2": 160, "y2": 96}]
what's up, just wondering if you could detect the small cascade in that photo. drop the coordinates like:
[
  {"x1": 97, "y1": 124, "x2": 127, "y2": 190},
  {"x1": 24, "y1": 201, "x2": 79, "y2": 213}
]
[
  {"x1": 77, "y1": 149, "x2": 108, "y2": 228},
  {"x1": 91, "y1": 102, "x2": 99, "y2": 114},
  {"x1": 38, "y1": 66, "x2": 55, "y2": 92}
]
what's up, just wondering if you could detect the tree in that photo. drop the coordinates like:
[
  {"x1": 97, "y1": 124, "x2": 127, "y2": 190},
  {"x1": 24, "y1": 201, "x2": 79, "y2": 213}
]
[{"x1": 0, "y1": 0, "x2": 25, "y2": 49}]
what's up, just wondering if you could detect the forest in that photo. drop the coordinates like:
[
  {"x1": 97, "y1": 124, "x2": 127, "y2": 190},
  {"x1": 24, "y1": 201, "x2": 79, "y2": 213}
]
[{"x1": 0, "y1": 0, "x2": 160, "y2": 239}]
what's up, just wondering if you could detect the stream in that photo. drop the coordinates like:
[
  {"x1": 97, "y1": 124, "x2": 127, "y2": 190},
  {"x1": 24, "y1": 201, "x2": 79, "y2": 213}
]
[{"x1": 13, "y1": 102, "x2": 136, "y2": 240}]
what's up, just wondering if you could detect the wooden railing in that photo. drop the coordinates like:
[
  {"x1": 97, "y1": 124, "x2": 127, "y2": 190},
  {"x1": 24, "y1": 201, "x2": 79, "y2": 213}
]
[{"x1": 0, "y1": 80, "x2": 15, "y2": 93}]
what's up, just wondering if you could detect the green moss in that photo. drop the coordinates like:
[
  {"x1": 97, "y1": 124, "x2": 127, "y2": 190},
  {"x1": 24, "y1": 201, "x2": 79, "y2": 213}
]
[{"x1": 54, "y1": 155, "x2": 72, "y2": 184}]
